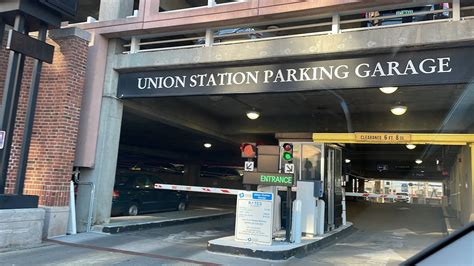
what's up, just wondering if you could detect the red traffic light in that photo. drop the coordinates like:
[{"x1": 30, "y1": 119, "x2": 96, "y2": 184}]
[{"x1": 241, "y1": 143, "x2": 257, "y2": 158}]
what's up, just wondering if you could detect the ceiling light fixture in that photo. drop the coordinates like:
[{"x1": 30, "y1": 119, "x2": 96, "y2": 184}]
[
  {"x1": 415, "y1": 159, "x2": 423, "y2": 164},
  {"x1": 246, "y1": 110, "x2": 260, "y2": 120},
  {"x1": 406, "y1": 144, "x2": 416, "y2": 150},
  {"x1": 203, "y1": 143, "x2": 212, "y2": 148},
  {"x1": 379, "y1": 86, "x2": 398, "y2": 94},
  {"x1": 390, "y1": 104, "x2": 407, "y2": 116},
  {"x1": 345, "y1": 159, "x2": 351, "y2": 163}
]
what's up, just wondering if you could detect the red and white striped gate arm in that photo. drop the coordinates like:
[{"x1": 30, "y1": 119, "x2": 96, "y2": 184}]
[
  {"x1": 345, "y1": 192, "x2": 409, "y2": 200},
  {"x1": 154, "y1": 183, "x2": 240, "y2": 195}
]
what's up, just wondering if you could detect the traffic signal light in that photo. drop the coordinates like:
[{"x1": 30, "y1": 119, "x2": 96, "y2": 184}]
[
  {"x1": 241, "y1": 143, "x2": 257, "y2": 158},
  {"x1": 282, "y1": 143, "x2": 293, "y2": 161}
]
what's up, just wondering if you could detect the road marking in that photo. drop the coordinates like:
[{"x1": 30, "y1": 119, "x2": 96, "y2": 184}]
[{"x1": 45, "y1": 239, "x2": 218, "y2": 265}]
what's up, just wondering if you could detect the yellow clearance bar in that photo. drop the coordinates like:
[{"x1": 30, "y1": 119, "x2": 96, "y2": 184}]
[{"x1": 312, "y1": 132, "x2": 474, "y2": 145}]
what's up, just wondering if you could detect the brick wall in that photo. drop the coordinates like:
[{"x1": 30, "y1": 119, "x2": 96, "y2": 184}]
[{"x1": 0, "y1": 30, "x2": 88, "y2": 206}]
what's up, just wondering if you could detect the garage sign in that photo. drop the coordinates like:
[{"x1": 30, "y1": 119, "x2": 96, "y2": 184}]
[{"x1": 118, "y1": 47, "x2": 474, "y2": 98}]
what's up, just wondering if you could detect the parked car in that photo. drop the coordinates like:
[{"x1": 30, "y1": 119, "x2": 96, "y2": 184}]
[
  {"x1": 111, "y1": 171, "x2": 188, "y2": 216},
  {"x1": 196, "y1": 28, "x2": 263, "y2": 45},
  {"x1": 200, "y1": 166, "x2": 243, "y2": 181},
  {"x1": 366, "y1": 5, "x2": 448, "y2": 27},
  {"x1": 395, "y1": 192, "x2": 410, "y2": 203}
]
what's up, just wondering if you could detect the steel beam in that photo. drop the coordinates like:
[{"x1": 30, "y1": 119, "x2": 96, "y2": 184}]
[
  {"x1": 15, "y1": 24, "x2": 48, "y2": 195},
  {"x1": 312, "y1": 133, "x2": 474, "y2": 145}
]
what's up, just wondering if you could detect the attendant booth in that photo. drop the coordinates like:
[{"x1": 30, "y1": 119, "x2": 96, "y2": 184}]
[{"x1": 277, "y1": 142, "x2": 344, "y2": 235}]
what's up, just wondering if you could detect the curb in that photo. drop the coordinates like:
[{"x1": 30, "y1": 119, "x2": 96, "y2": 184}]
[
  {"x1": 207, "y1": 224, "x2": 356, "y2": 260},
  {"x1": 101, "y1": 212, "x2": 235, "y2": 234}
]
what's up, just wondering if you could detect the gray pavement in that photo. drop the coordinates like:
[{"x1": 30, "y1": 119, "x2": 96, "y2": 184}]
[{"x1": 0, "y1": 201, "x2": 447, "y2": 265}]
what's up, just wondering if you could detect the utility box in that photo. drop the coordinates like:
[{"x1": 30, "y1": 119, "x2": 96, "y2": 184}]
[{"x1": 313, "y1": 180, "x2": 324, "y2": 198}]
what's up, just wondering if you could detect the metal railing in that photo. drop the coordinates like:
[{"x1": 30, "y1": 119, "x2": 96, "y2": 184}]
[{"x1": 122, "y1": 0, "x2": 472, "y2": 54}]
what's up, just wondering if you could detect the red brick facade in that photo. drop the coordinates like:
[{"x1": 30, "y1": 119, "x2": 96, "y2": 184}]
[{"x1": 0, "y1": 31, "x2": 88, "y2": 206}]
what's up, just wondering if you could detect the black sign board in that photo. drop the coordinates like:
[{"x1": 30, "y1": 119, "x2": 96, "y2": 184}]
[
  {"x1": 39, "y1": 0, "x2": 78, "y2": 18},
  {"x1": 118, "y1": 47, "x2": 474, "y2": 98},
  {"x1": 6, "y1": 30, "x2": 54, "y2": 64},
  {"x1": 243, "y1": 172, "x2": 295, "y2": 186}
]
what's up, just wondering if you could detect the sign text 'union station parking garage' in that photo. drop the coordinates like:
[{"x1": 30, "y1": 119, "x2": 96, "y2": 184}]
[{"x1": 118, "y1": 47, "x2": 474, "y2": 98}]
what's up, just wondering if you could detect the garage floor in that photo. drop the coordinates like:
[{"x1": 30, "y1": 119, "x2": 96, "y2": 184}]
[{"x1": 0, "y1": 201, "x2": 448, "y2": 265}]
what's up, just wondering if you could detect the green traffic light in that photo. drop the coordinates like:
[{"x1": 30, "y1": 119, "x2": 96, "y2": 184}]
[{"x1": 283, "y1": 152, "x2": 292, "y2": 161}]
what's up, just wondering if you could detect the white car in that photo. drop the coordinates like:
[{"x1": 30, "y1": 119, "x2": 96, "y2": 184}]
[{"x1": 395, "y1": 192, "x2": 410, "y2": 203}]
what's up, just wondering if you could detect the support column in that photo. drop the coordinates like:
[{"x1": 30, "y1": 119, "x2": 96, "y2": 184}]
[
  {"x1": 357, "y1": 179, "x2": 365, "y2": 193},
  {"x1": 76, "y1": 40, "x2": 123, "y2": 232},
  {"x1": 99, "y1": 0, "x2": 135, "y2": 21}
]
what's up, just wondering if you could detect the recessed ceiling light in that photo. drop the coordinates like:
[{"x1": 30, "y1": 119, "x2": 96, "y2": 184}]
[
  {"x1": 204, "y1": 143, "x2": 212, "y2": 148},
  {"x1": 345, "y1": 159, "x2": 351, "y2": 163},
  {"x1": 246, "y1": 110, "x2": 260, "y2": 120},
  {"x1": 415, "y1": 159, "x2": 423, "y2": 164},
  {"x1": 406, "y1": 144, "x2": 416, "y2": 150},
  {"x1": 379, "y1": 87, "x2": 398, "y2": 94},
  {"x1": 391, "y1": 104, "x2": 407, "y2": 116}
]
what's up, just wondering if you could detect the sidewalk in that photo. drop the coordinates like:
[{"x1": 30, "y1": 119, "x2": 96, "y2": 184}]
[
  {"x1": 442, "y1": 206, "x2": 463, "y2": 235},
  {"x1": 93, "y1": 207, "x2": 235, "y2": 234}
]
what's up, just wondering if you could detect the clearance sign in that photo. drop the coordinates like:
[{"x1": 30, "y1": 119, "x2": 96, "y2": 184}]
[
  {"x1": 118, "y1": 47, "x2": 474, "y2": 98},
  {"x1": 355, "y1": 133, "x2": 411, "y2": 143}
]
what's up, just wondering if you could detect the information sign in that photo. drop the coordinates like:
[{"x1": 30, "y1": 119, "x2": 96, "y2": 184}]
[
  {"x1": 243, "y1": 172, "x2": 294, "y2": 186},
  {"x1": 235, "y1": 191, "x2": 274, "y2": 245},
  {"x1": 284, "y1": 163, "x2": 295, "y2": 174},
  {"x1": 244, "y1": 161, "x2": 254, "y2": 172}
]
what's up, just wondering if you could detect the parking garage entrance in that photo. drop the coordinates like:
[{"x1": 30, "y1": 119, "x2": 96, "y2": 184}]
[{"x1": 85, "y1": 44, "x2": 474, "y2": 253}]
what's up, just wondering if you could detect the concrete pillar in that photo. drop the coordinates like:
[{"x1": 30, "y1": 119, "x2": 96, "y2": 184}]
[
  {"x1": 184, "y1": 164, "x2": 200, "y2": 186},
  {"x1": 99, "y1": 0, "x2": 135, "y2": 21},
  {"x1": 357, "y1": 179, "x2": 365, "y2": 193},
  {"x1": 76, "y1": 40, "x2": 123, "y2": 232}
]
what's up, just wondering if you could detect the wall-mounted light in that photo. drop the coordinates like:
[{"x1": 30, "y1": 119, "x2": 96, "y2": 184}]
[
  {"x1": 379, "y1": 86, "x2": 398, "y2": 94},
  {"x1": 391, "y1": 104, "x2": 407, "y2": 116},
  {"x1": 204, "y1": 143, "x2": 212, "y2": 148},
  {"x1": 345, "y1": 159, "x2": 351, "y2": 163},
  {"x1": 246, "y1": 110, "x2": 260, "y2": 120},
  {"x1": 415, "y1": 159, "x2": 423, "y2": 164},
  {"x1": 406, "y1": 144, "x2": 416, "y2": 150}
]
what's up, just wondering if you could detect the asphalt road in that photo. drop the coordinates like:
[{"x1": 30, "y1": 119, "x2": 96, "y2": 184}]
[{"x1": 0, "y1": 201, "x2": 446, "y2": 265}]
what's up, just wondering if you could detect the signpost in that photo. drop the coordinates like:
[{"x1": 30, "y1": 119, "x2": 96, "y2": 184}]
[{"x1": 235, "y1": 191, "x2": 274, "y2": 245}]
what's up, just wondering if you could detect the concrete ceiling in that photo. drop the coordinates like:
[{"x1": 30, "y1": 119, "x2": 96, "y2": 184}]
[{"x1": 118, "y1": 84, "x2": 474, "y2": 180}]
